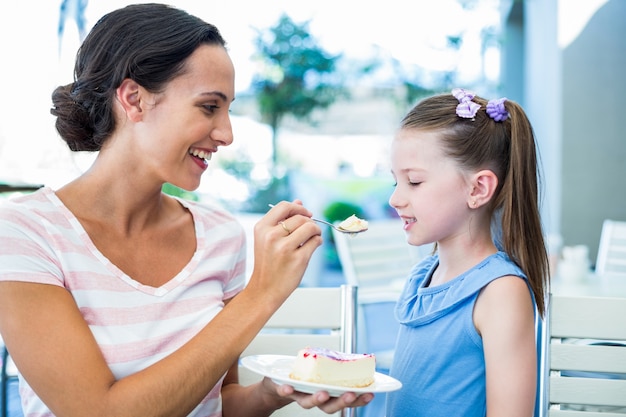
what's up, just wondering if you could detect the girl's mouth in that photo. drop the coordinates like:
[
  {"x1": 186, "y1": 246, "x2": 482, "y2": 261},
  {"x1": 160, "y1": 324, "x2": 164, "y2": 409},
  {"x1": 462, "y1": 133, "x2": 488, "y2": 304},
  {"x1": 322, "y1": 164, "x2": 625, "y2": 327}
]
[{"x1": 403, "y1": 217, "x2": 417, "y2": 230}]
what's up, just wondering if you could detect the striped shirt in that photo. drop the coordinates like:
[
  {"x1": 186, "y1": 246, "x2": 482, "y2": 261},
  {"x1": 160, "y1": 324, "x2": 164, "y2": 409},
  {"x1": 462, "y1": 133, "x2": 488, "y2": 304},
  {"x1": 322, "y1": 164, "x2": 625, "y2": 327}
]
[{"x1": 0, "y1": 187, "x2": 247, "y2": 417}]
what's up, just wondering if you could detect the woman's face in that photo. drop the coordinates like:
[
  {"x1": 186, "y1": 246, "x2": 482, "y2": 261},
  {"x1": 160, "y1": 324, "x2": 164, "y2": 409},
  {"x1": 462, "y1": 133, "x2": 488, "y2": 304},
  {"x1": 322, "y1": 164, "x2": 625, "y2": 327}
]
[
  {"x1": 388, "y1": 128, "x2": 472, "y2": 247},
  {"x1": 132, "y1": 44, "x2": 235, "y2": 191}
]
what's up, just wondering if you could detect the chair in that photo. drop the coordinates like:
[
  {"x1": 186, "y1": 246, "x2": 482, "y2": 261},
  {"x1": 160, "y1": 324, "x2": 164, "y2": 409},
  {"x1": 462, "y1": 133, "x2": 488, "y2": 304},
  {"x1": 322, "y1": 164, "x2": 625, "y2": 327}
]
[
  {"x1": 539, "y1": 294, "x2": 626, "y2": 416},
  {"x1": 1, "y1": 343, "x2": 19, "y2": 417},
  {"x1": 332, "y1": 218, "x2": 429, "y2": 290},
  {"x1": 332, "y1": 218, "x2": 430, "y2": 370},
  {"x1": 595, "y1": 219, "x2": 626, "y2": 277},
  {"x1": 240, "y1": 284, "x2": 358, "y2": 417}
]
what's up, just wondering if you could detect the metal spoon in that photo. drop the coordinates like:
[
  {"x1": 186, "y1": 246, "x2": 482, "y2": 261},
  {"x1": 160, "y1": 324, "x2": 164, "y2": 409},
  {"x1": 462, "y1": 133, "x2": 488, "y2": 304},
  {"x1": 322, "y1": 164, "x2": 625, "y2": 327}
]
[
  {"x1": 309, "y1": 216, "x2": 368, "y2": 235},
  {"x1": 268, "y1": 204, "x2": 368, "y2": 234}
]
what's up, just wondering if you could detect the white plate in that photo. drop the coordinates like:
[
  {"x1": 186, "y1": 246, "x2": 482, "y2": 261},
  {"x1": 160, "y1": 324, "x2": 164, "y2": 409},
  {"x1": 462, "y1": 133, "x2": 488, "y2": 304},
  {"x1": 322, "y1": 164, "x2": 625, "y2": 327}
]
[{"x1": 240, "y1": 354, "x2": 402, "y2": 397}]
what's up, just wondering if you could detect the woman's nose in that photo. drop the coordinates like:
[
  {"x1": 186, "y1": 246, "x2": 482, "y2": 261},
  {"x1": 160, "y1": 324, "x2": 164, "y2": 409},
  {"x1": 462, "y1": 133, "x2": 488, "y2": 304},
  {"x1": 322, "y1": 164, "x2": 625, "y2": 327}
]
[{"x1": 212, "y1": 114, "x2": 234, "y2": 146}]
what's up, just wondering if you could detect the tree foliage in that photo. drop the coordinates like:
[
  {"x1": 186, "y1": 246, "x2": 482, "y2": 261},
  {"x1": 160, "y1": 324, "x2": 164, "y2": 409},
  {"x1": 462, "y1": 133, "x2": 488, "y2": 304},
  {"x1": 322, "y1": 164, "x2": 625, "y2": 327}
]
[{"x1": 252, "y1": 13, "x2": 342, "y2": 167}]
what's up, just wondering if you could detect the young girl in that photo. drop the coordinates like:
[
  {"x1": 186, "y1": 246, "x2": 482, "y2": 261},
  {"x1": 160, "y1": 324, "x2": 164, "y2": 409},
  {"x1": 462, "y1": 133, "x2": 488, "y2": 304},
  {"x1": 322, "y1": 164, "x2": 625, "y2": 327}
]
[{"x1": 386, "y1": 89, "x2": 549, "y2": 417}]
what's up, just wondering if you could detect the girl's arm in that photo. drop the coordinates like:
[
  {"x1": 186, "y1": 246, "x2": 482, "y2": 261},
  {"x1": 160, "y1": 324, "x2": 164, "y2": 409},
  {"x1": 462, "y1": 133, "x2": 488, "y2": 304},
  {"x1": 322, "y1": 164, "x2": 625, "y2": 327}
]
[{"x1": 474, "y1": 276, "x2": 537, "y2": 417}]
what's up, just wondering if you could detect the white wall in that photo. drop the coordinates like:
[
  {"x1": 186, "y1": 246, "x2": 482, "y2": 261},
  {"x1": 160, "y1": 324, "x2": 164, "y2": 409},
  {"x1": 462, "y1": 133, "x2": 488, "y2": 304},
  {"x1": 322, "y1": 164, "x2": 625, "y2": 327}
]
[{"x1": 504, "y1": 0, "x2": 626, "y2": 263}]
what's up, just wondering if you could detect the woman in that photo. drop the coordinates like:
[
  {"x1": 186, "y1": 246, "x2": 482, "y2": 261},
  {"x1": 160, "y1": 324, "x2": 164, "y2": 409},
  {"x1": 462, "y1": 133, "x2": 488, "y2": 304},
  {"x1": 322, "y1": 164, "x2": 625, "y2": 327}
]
[{"x1": 0, "y1": 4, "x2": 372, "y2": 416}]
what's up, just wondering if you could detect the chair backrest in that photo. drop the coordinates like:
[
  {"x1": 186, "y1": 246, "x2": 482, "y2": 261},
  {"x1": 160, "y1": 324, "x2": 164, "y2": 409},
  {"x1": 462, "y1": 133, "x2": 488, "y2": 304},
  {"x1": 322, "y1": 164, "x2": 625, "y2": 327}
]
[
  {"x1": 539, "y1": 294, "x2": 626, "y2": 417},
  {"x1": 332, "y1": 218, "x2": 429, "y2": 289},
  {"x1": 595, "y1": 219, "x2": 626, "y2": 277},
  {"x1": 1, "y1": 342, "x2": 18, "y2": 417},
  {"x1": 240, "y1": 285, "x2": 357, "y2": 417}
]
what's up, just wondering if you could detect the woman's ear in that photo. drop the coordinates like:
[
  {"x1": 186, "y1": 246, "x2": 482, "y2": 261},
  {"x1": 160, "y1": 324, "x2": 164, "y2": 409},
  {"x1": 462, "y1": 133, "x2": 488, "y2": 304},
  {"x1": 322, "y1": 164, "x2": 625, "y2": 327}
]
[
  {"x1": 115, "y1": 79, "x2": 143, "y2": 122},
  {"x1": 468, "y1": 170, "x2": 498, "y2": 209}
]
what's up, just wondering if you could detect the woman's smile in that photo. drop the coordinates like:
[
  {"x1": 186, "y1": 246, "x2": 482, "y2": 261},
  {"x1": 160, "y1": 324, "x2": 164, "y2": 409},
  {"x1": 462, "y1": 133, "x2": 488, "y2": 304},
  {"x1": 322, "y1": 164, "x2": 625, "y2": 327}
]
[{"x1": 188, "y1": 147, "x2": 213, "y2": 170}]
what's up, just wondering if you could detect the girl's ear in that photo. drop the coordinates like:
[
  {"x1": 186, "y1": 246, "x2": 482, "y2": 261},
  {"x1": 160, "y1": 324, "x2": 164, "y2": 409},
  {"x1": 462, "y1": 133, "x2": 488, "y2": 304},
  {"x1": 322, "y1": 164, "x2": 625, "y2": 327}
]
[
  {"x1": 115, "y1": 78, "x2": 144, "y2": 122},
  {"x1": 468, "y1": 170, "x2": 498, "y2": 209}
]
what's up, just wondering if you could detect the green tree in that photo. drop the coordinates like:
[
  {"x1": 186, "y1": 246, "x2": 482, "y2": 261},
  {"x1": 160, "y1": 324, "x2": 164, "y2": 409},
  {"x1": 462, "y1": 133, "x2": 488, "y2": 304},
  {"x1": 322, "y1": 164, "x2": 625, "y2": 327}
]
[{"x1": 252, "y1": 13, "x2": 342, "y2": 169}]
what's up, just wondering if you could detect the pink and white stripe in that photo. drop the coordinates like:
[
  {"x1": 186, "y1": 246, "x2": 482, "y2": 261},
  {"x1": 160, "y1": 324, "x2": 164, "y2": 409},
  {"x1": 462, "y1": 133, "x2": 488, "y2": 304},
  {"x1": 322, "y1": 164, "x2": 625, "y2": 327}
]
[{"x1": 0, "y1": 187, "x2": 247, "y2": 416}]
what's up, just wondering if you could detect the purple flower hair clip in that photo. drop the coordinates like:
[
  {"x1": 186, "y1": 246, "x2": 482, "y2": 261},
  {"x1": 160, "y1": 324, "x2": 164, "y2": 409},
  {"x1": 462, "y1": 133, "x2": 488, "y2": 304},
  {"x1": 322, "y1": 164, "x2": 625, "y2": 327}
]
[
  {"x1": 452, "y1": 88, "x2": 481, "y2": 119},
  {"x1": 486, "y1": 97, "x2": 509, "y2": 122}
]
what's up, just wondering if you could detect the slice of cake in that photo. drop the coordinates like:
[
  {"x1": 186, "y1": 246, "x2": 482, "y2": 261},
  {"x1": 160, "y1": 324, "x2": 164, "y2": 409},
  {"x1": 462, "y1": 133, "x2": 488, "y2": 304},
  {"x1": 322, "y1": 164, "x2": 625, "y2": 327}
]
[
  {"x1": 289, "y1": 347, "x2": 376, "y2": 388},
  {"x1": 338, "y1": 215, "x2": 369, "y2": 232}
]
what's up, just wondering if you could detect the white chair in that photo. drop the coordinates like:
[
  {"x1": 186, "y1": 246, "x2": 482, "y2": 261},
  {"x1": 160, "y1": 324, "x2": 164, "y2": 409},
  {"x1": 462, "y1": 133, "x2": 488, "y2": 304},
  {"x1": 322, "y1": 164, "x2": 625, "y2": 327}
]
[
  {"x1": 595, "y1": 219, "x2": 626, "y2": 277},
  {"x1": 539, "y1": 294, "x2": 626, "y2": 416},
  {"x1": 240, "y1": 285, "x2": 358, "y2": 417},
  {"x1": 332, "y1": 218, "x2": 429, "y2": 371},
  {"x1": 332, "y1": 218, "x2": 429, "y2": 290},
  {"x1": 1, "y1": 339, "x2": 19, "y2": 417}
]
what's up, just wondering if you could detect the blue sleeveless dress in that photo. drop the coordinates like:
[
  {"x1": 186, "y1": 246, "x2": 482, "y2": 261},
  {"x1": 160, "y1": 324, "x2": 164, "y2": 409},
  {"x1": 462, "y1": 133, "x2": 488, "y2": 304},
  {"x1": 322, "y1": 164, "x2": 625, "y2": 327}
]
[{"x1": 386, "y1": 252, "x2": 529, "y2": 417}]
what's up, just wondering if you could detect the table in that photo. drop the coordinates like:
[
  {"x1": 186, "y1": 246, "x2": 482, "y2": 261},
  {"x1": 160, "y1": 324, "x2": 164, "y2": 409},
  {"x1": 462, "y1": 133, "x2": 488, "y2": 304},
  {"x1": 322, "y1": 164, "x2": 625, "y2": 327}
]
[{"x1": 551, "y1": 273, "x2": 626, "y2": 298}]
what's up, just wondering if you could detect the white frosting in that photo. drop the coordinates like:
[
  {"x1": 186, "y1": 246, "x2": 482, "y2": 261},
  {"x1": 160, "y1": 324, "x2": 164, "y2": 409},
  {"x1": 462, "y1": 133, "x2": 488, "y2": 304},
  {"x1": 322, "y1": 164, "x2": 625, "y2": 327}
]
[
  {"x1": 338, "y1": 215, "x2": 369, "y2": 232},
  {"x1": 289, "y1": 347, "x2": 376, "y2": 388}
]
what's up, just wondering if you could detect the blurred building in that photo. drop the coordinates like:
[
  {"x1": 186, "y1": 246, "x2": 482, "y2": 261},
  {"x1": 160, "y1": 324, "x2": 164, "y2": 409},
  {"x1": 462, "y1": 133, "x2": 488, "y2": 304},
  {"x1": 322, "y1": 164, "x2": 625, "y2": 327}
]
[{"x1": 500, "y1": 0, "x2": 626, "y2": 263}]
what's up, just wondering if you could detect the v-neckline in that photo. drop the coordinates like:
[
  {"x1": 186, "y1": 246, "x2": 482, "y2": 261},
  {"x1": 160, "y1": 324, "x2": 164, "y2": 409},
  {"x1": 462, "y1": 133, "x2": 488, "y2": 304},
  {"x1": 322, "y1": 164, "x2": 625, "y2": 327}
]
[{"x1": 45, "y1": 187, "x2": 204, "y2": 296}]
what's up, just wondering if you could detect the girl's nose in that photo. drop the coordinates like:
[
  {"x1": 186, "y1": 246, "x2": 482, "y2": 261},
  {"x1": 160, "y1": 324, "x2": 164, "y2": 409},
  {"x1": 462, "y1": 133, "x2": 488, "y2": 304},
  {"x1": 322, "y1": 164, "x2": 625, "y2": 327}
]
[{"x1": 388, "y1": 187, "x2": 404, "y2": 210}]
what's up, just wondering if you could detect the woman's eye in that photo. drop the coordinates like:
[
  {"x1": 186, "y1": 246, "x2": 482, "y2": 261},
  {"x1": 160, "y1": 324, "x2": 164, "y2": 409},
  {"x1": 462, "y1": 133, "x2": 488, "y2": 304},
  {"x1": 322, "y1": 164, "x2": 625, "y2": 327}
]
[{"x1": 202, "y1": 104, "x2": 219, "y2": 113}]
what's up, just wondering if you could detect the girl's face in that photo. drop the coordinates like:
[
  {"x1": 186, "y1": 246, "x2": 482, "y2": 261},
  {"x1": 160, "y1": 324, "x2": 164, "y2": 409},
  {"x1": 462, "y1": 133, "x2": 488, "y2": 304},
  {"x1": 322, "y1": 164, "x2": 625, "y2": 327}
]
[
  {"x1": 133, "y1": 44, "x2": 235, "y2": 191},
  {"x1": 389, "y1": 128, "x2": 472, "y2": 247}
]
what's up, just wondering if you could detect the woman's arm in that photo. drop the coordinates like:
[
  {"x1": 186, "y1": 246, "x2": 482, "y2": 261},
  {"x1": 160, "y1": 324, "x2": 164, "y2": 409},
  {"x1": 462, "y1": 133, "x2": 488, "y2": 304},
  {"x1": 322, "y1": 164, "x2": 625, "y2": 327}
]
[
  {"x1": 220, "y1": 359, "x2": 373, "y2": 417},
  {"x1": 219, "y1": 293, "x2": 373, "y2": 416},
  {"x1": 474, "y1": 276, "x2": 537, "y2": 417},
  {"x1": 0, "y1": 281, "x2": 280, "y2": 417},
  {"x1": 221, "y1": 360, "x2": 290, "y2": 417},
  {"x1": 0, "y1": 202, "x2": 324, "y2": 417}
]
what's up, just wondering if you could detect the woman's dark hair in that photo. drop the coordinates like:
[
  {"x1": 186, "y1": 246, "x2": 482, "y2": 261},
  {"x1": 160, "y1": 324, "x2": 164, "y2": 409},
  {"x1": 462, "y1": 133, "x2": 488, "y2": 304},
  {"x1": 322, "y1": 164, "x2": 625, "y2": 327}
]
[
  {"x1": 51, "y1": 3, "x2": 226, "y2": 151},
  {"x1": 401, "y1": 93, "x2": 549, "y2": 316}
]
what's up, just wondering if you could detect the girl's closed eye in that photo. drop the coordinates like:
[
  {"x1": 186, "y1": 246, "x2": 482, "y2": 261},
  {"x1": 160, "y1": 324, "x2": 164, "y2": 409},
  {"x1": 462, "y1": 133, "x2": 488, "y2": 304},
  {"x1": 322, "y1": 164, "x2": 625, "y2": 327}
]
[{"x1": 391, "y1": 180, "x2": 421, "y2": 187}]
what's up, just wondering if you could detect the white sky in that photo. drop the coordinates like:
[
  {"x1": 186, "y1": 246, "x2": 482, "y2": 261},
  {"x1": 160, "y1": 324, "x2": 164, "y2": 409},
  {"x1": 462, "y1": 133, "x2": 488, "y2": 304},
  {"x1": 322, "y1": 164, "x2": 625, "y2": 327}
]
[
  {"x1": 0, "y1": 0, "x2": 607, "y2": 191},
  {"x1": 76, "y1": 0, "x2": 502, "y2": 91},
  {"x1": 558, "y1": 0, "x2": 608, "y2": 47},
  {"x1": 0, "y1": 0, "x2": 500, "y2": 189}
]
